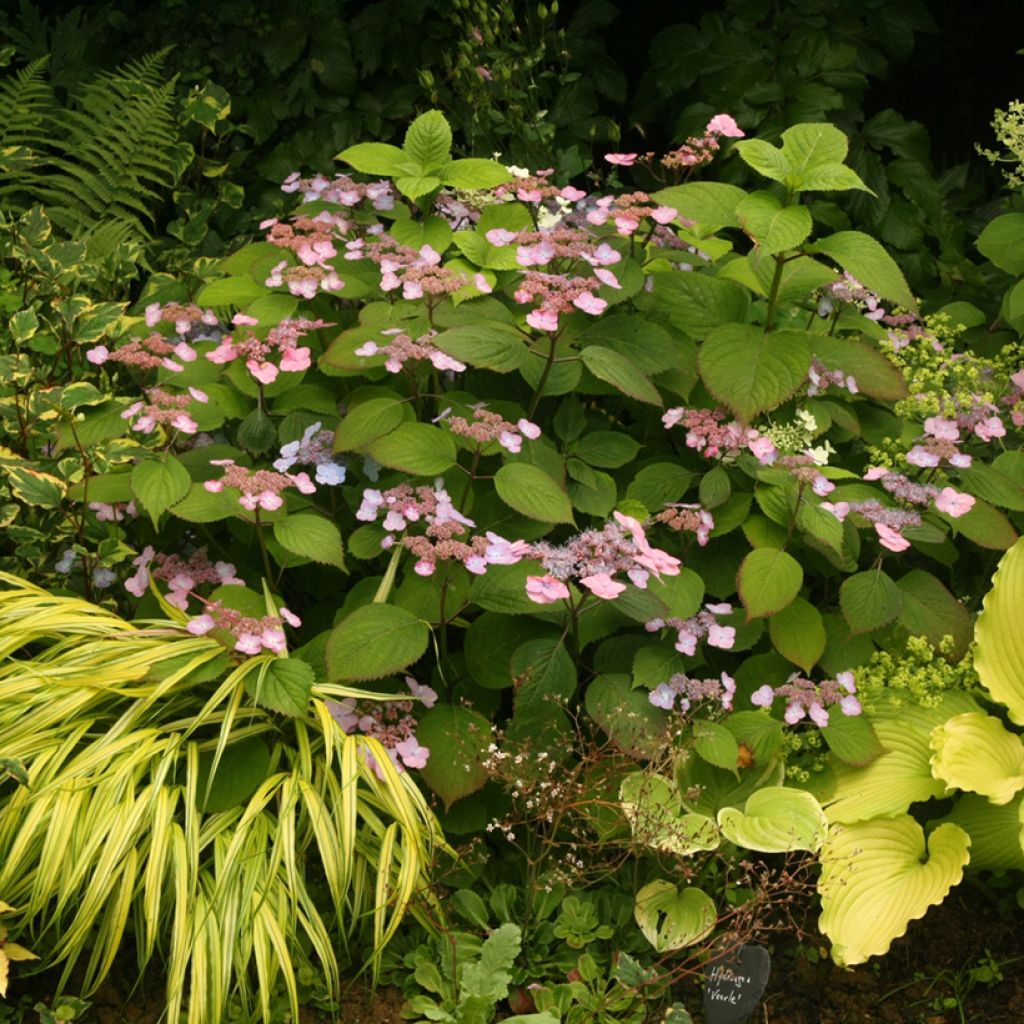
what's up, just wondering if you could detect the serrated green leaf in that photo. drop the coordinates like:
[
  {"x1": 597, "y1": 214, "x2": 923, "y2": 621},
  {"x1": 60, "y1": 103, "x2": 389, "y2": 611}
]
[
  {"x1": 699, "y1": 325, "x2": 811, "y2": 422},
  {"x1": 737, "y1": 548, "x2": 803, "y2": 619},
  {"x1": 273, "y1": 514, "x2": 345, "y2": 569},
  {"x1": 580, "y1": 346, "x2": 662, "y2": 406},
  {"x1": 975, "y1": 213, "x2": 1024, "y2": 275},
  {"x1": 839, "y1": 570, "x2": 902, "y2": 635},
  {"x1": 432, "y1": 322, "x2": 526, "y2": 372},
  {"x1": 735, "y1": 192, "x2": 813, "y2": 254},
  {"x1": 810, "y1": 231, "x2": 916, "y2": 312},
  {"x1": 326, "y1": 604, "x2": 429, "y2": 681},
  {"x1": 196, "y1": 276, "x2": 268, "y2": 307},
  {"x1": 333, "y1": 398, "x2": 405, "y2": 451},
  {"x1": 131, "y1": 457, "x2": 191, "y2": 524},
  {"x1": 812, "y1": 335, "x2": 907, "y2": 401},
  {"x1": 494, "y1": 463, "x2": 573, "y2": 523},
  {"x1": 367, "y1": 422, "x2": 456, "y2": 475},
  {"x1": 769, "y1": 597, "x2": 825, "y2": 671},
  {"x1": 404, "y1": 110, "x2": 452, "y2": 170},
  {"x1": 440, "y1": 158, "x2": 512, "y2": 190},
  {"x1": 334, "y1": 141, "x2": 406, "y2": 175},
  {"x1": 416, "y1": 704, "x2": 491, "y2": 808},
  {"x1": 246, "y1": 657, "x2": 314, "y2": 716}
]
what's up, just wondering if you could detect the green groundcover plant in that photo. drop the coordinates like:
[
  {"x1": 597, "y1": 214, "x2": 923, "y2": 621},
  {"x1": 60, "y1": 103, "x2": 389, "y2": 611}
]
[{"x1": 3, "y1": 104, "x2": 1024, "y2": 1016}]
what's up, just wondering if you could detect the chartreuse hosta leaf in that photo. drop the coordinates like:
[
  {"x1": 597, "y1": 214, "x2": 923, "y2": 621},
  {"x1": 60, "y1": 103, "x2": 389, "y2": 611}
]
[
  {"x1": 974, "y1": 536, "x2": 1024, "y2": 724},
  {"x1": 634, "y1": 880, "x2": 716, "y2": 953},
  {"x1": 929, "y1": 712, "x2": 1024, "y2": 805},
  {"x1": 825, "y1": 693, "x2": 978, "y2": 824},
  {"x1": 818, "y1": 818, "x2": 970, "y2": 966},
  {"x1": 619, "y1": 772, "x2": 719, "y2": 856},
  {"x1": 717, "y1": 787, "x2": 827, "y2": 853},
  {"x1": 934, "y1": 793, "x2": 1024, "y2": 872}
]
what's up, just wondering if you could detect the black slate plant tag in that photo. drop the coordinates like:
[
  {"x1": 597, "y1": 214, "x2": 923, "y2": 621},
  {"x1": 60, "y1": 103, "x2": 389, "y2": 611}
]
[{"x1": 702, "y1": 943, "x2": 770, "y2": 1024}]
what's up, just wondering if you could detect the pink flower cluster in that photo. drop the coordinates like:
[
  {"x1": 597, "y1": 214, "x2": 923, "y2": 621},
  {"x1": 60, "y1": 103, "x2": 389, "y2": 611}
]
[
  {"x1": 820, "y1": 498, "x2": 923, "y2": 552},
  {"x1": 356, "y1": 480, "x2": 522, "y2": 577},
  {"x1": 662, "y1": 406, "x2": 777, "y2": 463},
  {"x1": 440, "y1": 405, "x2": 541, "y2": 454},
  {"x1": 751, "y1": 671, "x2": 861, "y2": 726},
  {"x1": 121, "y1": 386, "x2": 208, "y2": 434},
  {"x1": 649, "y1": 671, "x2": 737, "y2": 713},
  {"x1": 584, "y1": 192, "x2": 679, "y2": 236},
  {"x1": 513, "y1": 271, "x2": 609, "y2": 331},
  {"x1": 125, "y1": 545, "x2": 244, "y2": 608},
  {"x1": 204, "y1": 459, "x2": 316, "y2": 511},
  {"x1": 485, "y1": 226, "x2": 622, "y2": 286},
  {"x1": 347, "y1": 237, "x2": 484, "y2": 299},
  {"x1": 328, "y1": 677, "x2": 437, "y2": 778},
  {"x1": 861, "y1": 467, "x2": 975, "y2": 519},
  {"x1": 653, "y1": 503, "x2": 715, "y2": 546},
  {"x1": 187, "y1": 601, "x2": 301, "y2": 656},
  {"x1": 818, "y1": 273, "x2": 885, "y2": 322},
  {"x1": 524, "y1": 511, "x2": 681, "y2": 603},
  {"x1": 144, "y1": 302, "x2": 220, "y2": 336},
  {"x1": 492, "y1": 167, "x2": 587, "y2": 206},
  {"x1": 89, "y1": 500, "x2": 137, "y2": 522},
  {"x1": 281, "y1": 171, "x2": 394, "y2": 210},
  {"x1": 355, "y1": 328, "x2": 466, "y2": 374},
  {"x1": 266, "y1": 258, "x2": 344, "y2": 299},
  {"x1": 206, "y1": 315, "x2": 326, "y2": 385},
  {"x1": 645, "y1": 602, "x2": 736, "y2": 655},
  {"x1": 262, "y1": 212, "x2": 347, "y2": 268}
]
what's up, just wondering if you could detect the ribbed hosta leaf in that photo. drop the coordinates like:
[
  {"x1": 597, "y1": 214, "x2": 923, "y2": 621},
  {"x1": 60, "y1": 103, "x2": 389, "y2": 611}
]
[
  {"x1": 930, "y1": 712, "x2": 1024, "y2": 805},
  {"x1": 818, "y1": 817, "x2": 970, "y2": 966},
  {"x1": 975, "y1": 537, "x2": 1024, "y2": 724},
  {"x1": 634, "y1": 880, "x2": 717, "y2": 952},
  {"x1": 619, "y1": 773, "x2": 719, "y2": 856},
  {"x1": 717, "y1": 787, "x2": 827, "y2": 853},
  {"x1": 825, "y1": 694, "x2": 977, "y2": 823},
  {"x1": 934, "y1": 792, "x2": 1024, "y2": 872}
]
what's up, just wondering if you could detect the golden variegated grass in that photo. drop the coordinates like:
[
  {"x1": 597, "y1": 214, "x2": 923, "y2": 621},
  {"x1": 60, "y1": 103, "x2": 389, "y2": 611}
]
[{"x1": 0, "y1": 573, "x2": 448, "y2": 1022}]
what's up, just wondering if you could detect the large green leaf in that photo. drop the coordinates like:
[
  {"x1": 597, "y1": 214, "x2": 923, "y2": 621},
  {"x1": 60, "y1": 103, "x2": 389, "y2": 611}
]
[
  {"x1": 839, "y1": 570, "x2": 902, "y2": 635},
  {"x1": 334, "y1": 142, "x2": 407, "y2": 175},
  {"x1": 896, "y1": 570, "x2": 972, "y2": 660},
  {"x1": 930, "y1": 711, "x2": 1024, "y2": 805},
  {"x1": 580, "y1": 346, "x2": 662, "y2": 406},
  {"x1": 649, "y1": 272, "x2": 751, "y2": 336},
  {"x1": 649, "y1": 182, "x2": 746, "y2": 234},
  {"x1": 699, "y1": 325, "x2": 811, "y2": 422},
  {"x1": 416, "y1": 704, "x2": 491, "y2": 808},
  {"x1": 131, "y1": 456, "x2": 191, "y2": 525},
  {"x1": 974, "y1": 537, "x2": 1024, "y2": 724},
  {"x1": 735, "y1": 192, "x2": 812, "y2": 254},
  {"x1": 432, "y1": 322, "x2": 526, "y2": 373},
  {"x1": 403, "y1": 110, "x2": 452, "y2": 169},
  {"x1": 439, "y1": 158, "x2": 512, "y2": 190},
  {"x1": 737, "y1": 548, "x2": 803, "y2": 619},
  {"x1": 245, "y1": 657, "x2": 314, "y2": 716},
  {"x1": 333, "y1": 398, "x2": 405, "y2": 451},
  {"x1": 935, "y1": 793, "x2": 1024, "y2": 872},
  {"x1": 811, "y1": 335, "x2": 907, "y2": 401},
  {"x1": 810, "y1": 231, "x2": 916, "y2": 312},
  {"x1": 619, "y1": 773, "x2": 719, "y2": 856},
  {"x1": 196, "y1": 277, "x2": 268, "y2": 307},
  {"x1": 634, "y1": 880, "x2": 716, "y2": 952},
  {"x1": 586, "y1": 674, "x2": 668, "y2": 758},
  {"x1": 326, "y1": 604, "x2": 429, "y2": 681},
  {"x1": 494, "y1": 463, "x2": 573, "y2": 524},
  {"x1": 975, "y1": 213, "x2": 1024, "y2": 275},
  {"x1": 717, "y1": 787, "x2": 828, "y2": 853},
  {"x1": 367, "y1": 423, "x2": 456, "y2": 475},
  {"x1": 273, "y1": 514, "x2": 345, "y2": 570},
  {"x1": 818, "y1": 818, "x2": 970, "y2": 966},
  {"x1": 768, "y1": 597, "x2": 825, "y2": 671},
  {"x1": 510, "y1": 638, "x2": 577, "y2": 721}
]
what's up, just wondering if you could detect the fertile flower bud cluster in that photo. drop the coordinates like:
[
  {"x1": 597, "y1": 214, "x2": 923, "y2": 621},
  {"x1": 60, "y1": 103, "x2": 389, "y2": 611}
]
[
  {"x1": 125, "y1": 544, "x2": 244, "y2": 608},
  {"x1": 525, "y1": 511, "x2": 681, "y2": 602},
  {"x1": 266, "y1": 258, "x2": 344, "y2": 299},
  {"x1": 204, "y1": 459, "x2": 316, "y2": 511},
  {"x1": 144, "y1": 302, "x2": 220, "y2": 336},
  {"x1": 87, "y1": 332, "x2": 198, "y2": 373},
  {"x1": 347, "y1": 237, "x2": 484, "y2": 299},
  {"x1": 121, "y1": 386, "x2": 208, "y2": 435},
  {"x1": 820, "y1": 498, "x2": 923, "y2": 552},
  {"x1": 648, "y1": 670, "x2": 737, "y2": 713},
  {"x1": 484, "y1": 227, "x2": 622, "y2": 287},
  {"x1": 281, "y1": 170, "x2": 394, "y2": 209},
  {"x1": 262, "y1": 212, "x2": 347, "y2": 267},
  {"x1": 355, "y1": 328, "x2": 466, "y2": 374},
  {"x1": 773, "y1": 454, "x2": 836, "y2": 497},
  {"x1": 751, "y1": 671, "x2": 861, "y2": 726},
  {"x1": 645, "y1": 602, "x2": 736, "y2": 656},
  {"x1": 328, "y1": 676, "x2": 436, "y2": 778},
  {"x1": 862, "y1": 467, "x2": 975, "y2": 519},
  {"x1": 603, "y1": 113, "x2": 745, "y2": 172},
  {"x1": 207, "y1": 315, "x2": 326, "y2": 384},
  {"x1": 273, "y1": 422, "x2": 346, "y2": 486},
  {"x1": 652, "y1": 503, "x2": 715, "y2": 546},
  {"x1": 662, "y1": 406, "x2": 778, "y2": 463},
  {"x1": 187, "y1": 602, "x2": 301, "y2": 656},
  {"x1": 441, "y1": 405, "x2": 541, "y2": 454},
  {"x1": 492, "y1": 166, "x2": 587, "y2": 206}
]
